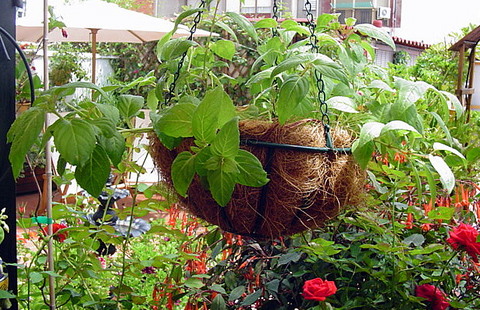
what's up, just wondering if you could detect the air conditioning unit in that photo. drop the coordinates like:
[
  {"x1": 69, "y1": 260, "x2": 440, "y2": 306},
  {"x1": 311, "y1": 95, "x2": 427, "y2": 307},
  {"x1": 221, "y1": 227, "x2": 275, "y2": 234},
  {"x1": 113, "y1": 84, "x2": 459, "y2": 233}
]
[{"x1": 377, "y1": 7, "x2": 391, "y2": 19}]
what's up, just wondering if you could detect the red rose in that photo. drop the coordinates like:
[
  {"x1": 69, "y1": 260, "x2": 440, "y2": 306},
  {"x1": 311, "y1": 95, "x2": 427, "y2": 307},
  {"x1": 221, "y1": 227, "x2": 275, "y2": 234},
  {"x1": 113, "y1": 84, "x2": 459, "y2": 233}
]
[
  {"x1": 415, "y1": 284, "x2": 449, "y2": 310},
  {"x1": 446, "y1": 223, "x2": 480, "y2": 262},
  {"x1": 302, "y1": 278, "x2": 337, "y2": 301},
  {"x1": 42, "y1": 223, "x2": 68, "y2": 243}
]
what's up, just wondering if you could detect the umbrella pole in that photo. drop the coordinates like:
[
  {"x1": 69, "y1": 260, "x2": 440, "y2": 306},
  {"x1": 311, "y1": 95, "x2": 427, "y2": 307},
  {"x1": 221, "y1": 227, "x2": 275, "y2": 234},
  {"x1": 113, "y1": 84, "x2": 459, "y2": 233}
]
[
  {"x1": 90, "y1": 29, "x2": 98, "y2": 84},
  {"x1": 43, "y1": 0, "x2": 56, "y2": 308}
]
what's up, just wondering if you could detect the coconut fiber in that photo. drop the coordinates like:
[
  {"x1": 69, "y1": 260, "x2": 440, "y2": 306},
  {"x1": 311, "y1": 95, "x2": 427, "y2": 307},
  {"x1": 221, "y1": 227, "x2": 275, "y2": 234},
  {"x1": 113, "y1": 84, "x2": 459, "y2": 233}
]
[{"x1": 150, "y1": 119, "x2": 364, "y2": 240}]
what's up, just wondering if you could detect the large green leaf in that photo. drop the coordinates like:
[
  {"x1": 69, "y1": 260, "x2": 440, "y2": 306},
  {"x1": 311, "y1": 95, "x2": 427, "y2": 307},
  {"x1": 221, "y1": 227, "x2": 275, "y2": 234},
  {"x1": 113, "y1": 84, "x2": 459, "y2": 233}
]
[
  {"x1": 368, "y1": 80, "x2": 395, "y2": 92},
  {"x1": 7, "y1": 107, "x2": 45, "y2": 178},
  {"x1": 326, "y1": 96, "x2": 358, "y2": 113},
  {"x1": 159, "y1": 38, "x2": 197, "y2": 61},
  {"x1": 429, "y1": 155, "x2": 455, "y2": 194},
  {"x1": 277, "y1": 75, "x2": 310, "y2": 124},
  {"x1": 207, "y1": 167, "x2": 236, "y2": 207},
  {"x1": 433, "y1": 142, "x2": 465, "y2": 160},
  {"x1": 99, "y1": 131, "x2": 126, "y2": 167},
  {"x1": 211, "y1": 40, "x2": 236, "y2": 60},
  {"x1": 156, "y1": 103, "x2": 196, "y2": 137},
  {"x1": 271, "y1": 53, "x2": 317, "y2": 77},
  {"x1": 236, "y1": 150, "x2": 269, "y2": 187},
  {"x1": 429, "y1": 112, "x2": 453, "y2": 146},
  {"x1": 75, "y1": 144, "x2": 111, "y2": 197},
  {"x1": 53, "y1": 118, "x2": 96, "y2": 166},
  {"x1": 352, "y1": 139, "x2": 374, "y2": 170},
  {"x1": 171, "y1": 151, "x2": 196, "y2": 197},
  {"x1": 117, "y1": 95, "x2": 144, "y2": 119},
  {"x1": 192, "y1": 86, "x2": 235, "y2": 145},
  {"x1": 96, "y1": 104, "x2": 120, "y2": 124},
  {"x1": 312, "y1": 55, "x2": 348, "y2": 84},
  {"x1": 440, "y1": 90, "x2": 464, "y2": 117},
  {"x1": 211, "y1": 117, "x2": 240, "y2": 158},
  {"x1": 354, "y1": 23, "x2": 395, "y2": 50},
  {"x1": 225, "y1": 12, "x2": 258, "y2": 42},
  {"x1": 381, "y1": 120, "x2": 420, "y2": 136}
]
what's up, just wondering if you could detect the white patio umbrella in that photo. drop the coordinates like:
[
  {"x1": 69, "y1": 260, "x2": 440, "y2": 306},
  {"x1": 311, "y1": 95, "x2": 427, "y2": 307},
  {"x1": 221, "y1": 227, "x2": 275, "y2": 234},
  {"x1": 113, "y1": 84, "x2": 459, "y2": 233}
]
[{"x1": 17, "y1": 0, "x2": 213, "y2": 82}]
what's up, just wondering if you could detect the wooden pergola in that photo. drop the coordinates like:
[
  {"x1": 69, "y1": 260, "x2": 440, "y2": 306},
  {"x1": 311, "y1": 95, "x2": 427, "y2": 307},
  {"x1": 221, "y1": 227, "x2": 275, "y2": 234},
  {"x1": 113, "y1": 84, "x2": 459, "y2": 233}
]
[{"x1": 450, "y1": 25, "x2": 480, "y2": 121}]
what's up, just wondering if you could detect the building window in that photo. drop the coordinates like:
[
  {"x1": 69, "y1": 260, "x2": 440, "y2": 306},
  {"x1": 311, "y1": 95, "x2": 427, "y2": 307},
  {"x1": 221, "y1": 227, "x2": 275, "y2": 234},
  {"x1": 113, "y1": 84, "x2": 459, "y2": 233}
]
[{"x1": 240, "y1": 0, "x2": 273, "y2": 17}]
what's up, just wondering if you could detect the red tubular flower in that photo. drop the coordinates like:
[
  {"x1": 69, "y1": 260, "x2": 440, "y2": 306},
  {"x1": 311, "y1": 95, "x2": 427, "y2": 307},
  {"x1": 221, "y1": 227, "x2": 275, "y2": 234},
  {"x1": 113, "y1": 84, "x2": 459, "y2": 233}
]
[
  {"x1": 42, "y1": 223, "x2": 68, "y2": 242},
  {"x1": 415, "y1": 284, "x2": 449, "y2": 310},
  {"x1": 302, "y1": 278, "x2": 337, "y2": 301},
  {"x1": 446, "y1": 223, "x2": 480, "y2": 262}
]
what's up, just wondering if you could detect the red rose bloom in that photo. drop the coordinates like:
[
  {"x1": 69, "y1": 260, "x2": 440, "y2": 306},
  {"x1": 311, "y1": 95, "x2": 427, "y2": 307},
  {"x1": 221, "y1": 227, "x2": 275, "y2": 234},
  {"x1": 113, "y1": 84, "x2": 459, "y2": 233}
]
[
  {"x1": 302, "y1": 278, "x2": 337, "y2": 301},
  {"x1": 446, "y1": 223, "x2": 480, "y2": 262},
  {"x1": 42, "y1": 223, "x2": 68, "y2": 243},
  {"x1": 415, "y1": 284, "x2": 449, "y2": 310}
]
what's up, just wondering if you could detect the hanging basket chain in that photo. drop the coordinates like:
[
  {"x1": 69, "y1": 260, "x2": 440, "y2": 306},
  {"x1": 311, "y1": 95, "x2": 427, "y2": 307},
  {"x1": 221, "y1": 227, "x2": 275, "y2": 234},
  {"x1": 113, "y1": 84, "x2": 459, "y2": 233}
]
[
  {"x1": 272, "y1": 0, "x2": 279, "y2": 37},
  {"x1": 164, "y1": 0, "x2": 208, "y2": 106},
  {"x1": 304, "y1": 0, "x2": 333, "y2": 148}
]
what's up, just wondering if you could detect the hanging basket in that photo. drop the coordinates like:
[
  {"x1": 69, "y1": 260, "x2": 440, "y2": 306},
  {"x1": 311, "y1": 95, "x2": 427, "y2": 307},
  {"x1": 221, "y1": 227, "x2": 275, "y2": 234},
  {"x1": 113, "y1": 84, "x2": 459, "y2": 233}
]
[{"x1": 150, "y1": 119, "x2": 365, "y2": 239}]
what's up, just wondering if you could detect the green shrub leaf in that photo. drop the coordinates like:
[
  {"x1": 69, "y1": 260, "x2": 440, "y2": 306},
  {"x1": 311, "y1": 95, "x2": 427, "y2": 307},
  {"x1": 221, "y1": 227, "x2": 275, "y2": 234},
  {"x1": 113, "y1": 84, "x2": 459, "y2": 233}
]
[
  {"x1": 211, "y1": 117, "x2": 240, "y2": 158},
  {"x1": 354, "y1": 23, "x2": 395, "y2": 50},
  {"x1": 156, "y1": 103, "x2": 196, "y2": 137},
  {"x1": 211, "y1": 40, "x2": 236, "y2": 60},
  {"x1": 326, "y1": 96, "x2": 358, "y2": 113},
  {"x1": 171, "y1": 151, "x2": 196, "y2": 197},
  {"x1": 53, "y1": 118, "x2": 96, "y2": 166},
  {"x1": 75, "y1": 144, "x2": 111, "y2": 197},
  {"x1": 235, "y1": 150, "x2": 269, "y2": 187},
  {"x1": 117, "y1": 95, "x2": 144, "y2": 119},
  {"x1": 207, "y1": 167, "x2": 236, "y2": 207},
  {"x1": 7, "y1": 106, "x2": 45, "y2": 178},
  {"x1": 225, "y1": 12, "x2": 258, "y2": 42},
  {"x1": 428, "y1": 155, "x2": 455, "y2": 194},
  {"x1": 277, "y1": 75, "x2": 309, "y2": 124}
]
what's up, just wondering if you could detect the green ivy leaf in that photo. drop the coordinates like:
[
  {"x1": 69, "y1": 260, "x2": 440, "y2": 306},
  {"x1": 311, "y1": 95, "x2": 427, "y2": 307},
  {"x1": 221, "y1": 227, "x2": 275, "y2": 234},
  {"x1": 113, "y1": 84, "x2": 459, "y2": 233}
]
[
  {"x1": 7, "y1": 106, "x2": 45, "y2": 178},
  {"x1": 117, "y1": 95, "x2": 144, "y2": 119},
  {"x1": 74, "y1": 144, "x2": 110, "y2": 197},
  {"x1": 156, "y1": 103, "x2": 196, "y2": 138},
  {"x1": 235, "y1": 150, "x2": 269, "y2": 187},
  {"x1": 53, "y1": 118, "x2": 96, "y2": 166},
  {"x1": 211, "y1": 40, "x2": 236, "y2": 60},
  {"x1": 429, "y1": 155, "x2": 455, "y2": 194},
  {"x1": 277, "y1": 75, "x2": 309, "y2": 124},
  {"x1": 354, "y1": 23, "x2": 395, "y2": 50},
  {"x1": 225, "y1": 12, "x2": 258, "y2": 42},
  {"x1": 207, "y1": 167, "x2": 236, "y2": 207},
  {"x1": 211, "y1": 117, "x2": 240, "y2": 158},
  {"x1": 171, "y1": 151, "x2": 196, "y2": 197}
]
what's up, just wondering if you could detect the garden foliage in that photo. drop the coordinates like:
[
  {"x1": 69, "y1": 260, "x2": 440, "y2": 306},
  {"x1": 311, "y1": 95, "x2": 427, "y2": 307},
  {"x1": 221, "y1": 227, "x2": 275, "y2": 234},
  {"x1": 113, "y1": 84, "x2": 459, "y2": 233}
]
[{"x1": 5, "y1": 7, "x2": 480, "y2": 310}]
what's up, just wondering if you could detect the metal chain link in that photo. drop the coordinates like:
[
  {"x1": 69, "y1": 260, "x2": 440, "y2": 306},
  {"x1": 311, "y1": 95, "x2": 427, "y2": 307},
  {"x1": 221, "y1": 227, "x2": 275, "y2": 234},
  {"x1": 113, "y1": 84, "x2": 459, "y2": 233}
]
[
  {"x1": 272, "y1": 0, "x2": 279, "y2": 37},
  {"x1": 304, "y1": 0, "x2": 332, "y2": 147},
  {"x1": 164, "y1": 0, "x2": 207, "y2": 106}
]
